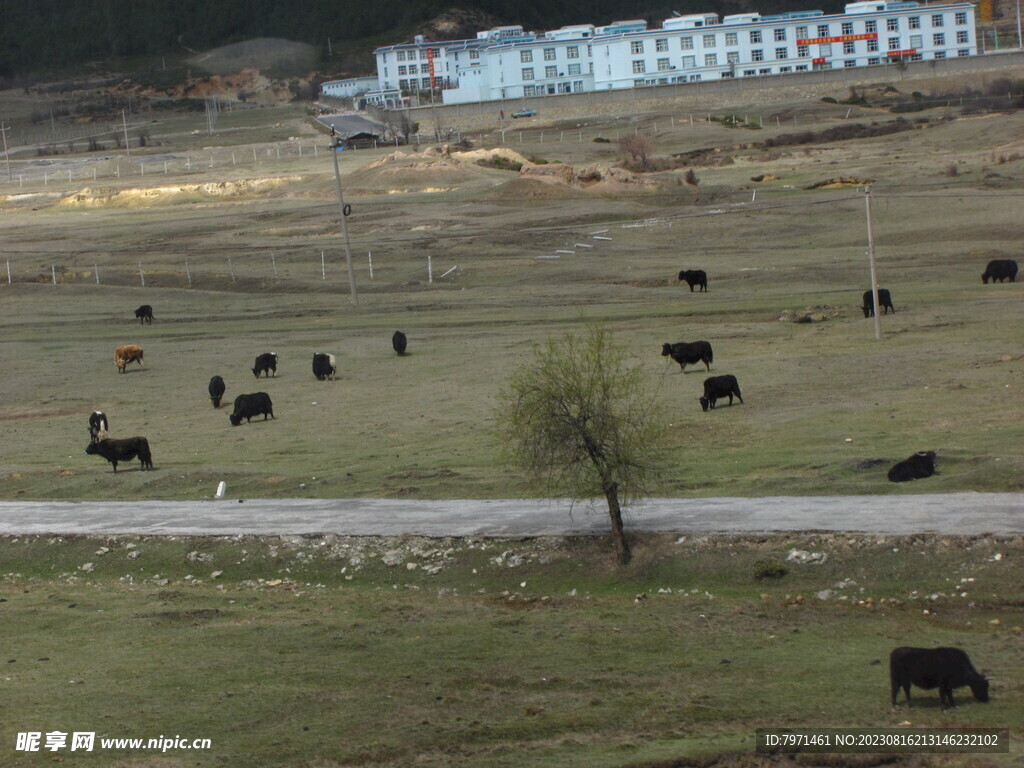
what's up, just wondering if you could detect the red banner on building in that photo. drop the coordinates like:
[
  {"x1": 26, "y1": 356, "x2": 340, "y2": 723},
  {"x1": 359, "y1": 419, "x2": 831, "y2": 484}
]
[
  {"x1": 812, "y1": 57, "x2": 827, "y2": 64},
  {"x1": 426, "y1": 47, "x2": 437, "y2": 89},
  {"x1": 797, "y1": 33, "x2": 878, "y2": 45},
  {"x1": 886, "y1": 48, "x2": 918, "y2": 58}
]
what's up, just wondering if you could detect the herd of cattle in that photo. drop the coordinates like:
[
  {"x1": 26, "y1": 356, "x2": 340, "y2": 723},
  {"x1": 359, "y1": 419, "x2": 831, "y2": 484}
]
[
  {"x1": 85, "y1": 306, "x2": 410, "y2": 472},
  {"x1": 670, "y1": 258, "x2": 1017, "y2": 482}
]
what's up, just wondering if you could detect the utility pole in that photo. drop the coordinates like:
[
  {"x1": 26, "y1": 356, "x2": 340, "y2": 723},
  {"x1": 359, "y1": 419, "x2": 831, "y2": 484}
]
[
  {"x1": 864, "y1": 187, "x2": 882, "y2": 341},
  {"x1": 1, "y1": 121, "x2": 11, "y2": 182},
  {"x1": 330, "y1": 139, "x2": 359, "y2": 305},
  {"x1": 122, "y1": 108, "x2": 131, "y2": 157}
]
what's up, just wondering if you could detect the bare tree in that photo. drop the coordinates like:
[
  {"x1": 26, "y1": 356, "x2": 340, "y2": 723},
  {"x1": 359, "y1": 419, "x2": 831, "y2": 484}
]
[
  {"x1": 495, "y1": 328, "x2": 666, "y2": 566},
  {"x1": 618, "y1": 133, "x2": 655, "y2": 170}
]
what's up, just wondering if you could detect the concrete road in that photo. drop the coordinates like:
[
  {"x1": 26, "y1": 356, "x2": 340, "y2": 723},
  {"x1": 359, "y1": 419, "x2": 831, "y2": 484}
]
[{"x1": 0, "y1": 493, "x2": 1021, "y2": 537}]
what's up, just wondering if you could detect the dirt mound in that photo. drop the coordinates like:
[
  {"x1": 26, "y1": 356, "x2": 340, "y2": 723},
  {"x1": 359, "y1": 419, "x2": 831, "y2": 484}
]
[
  {"x1": 805, "y1": 176, "x2": 873, "y2": 189},
  {"x1": 56, "y1": 176, "x2": 303, "y2": 208},
  {"x1": 483, "y1": 176, "x2": 586, "y2": 200},
  {"x1": 345, "y1": 145, "x2": 531, "y2": 194}
]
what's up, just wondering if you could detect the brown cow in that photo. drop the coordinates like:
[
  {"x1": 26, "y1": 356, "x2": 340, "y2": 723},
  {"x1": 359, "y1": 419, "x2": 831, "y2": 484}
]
[{"x1": 114, "y1": 345, "x2": 144, "y2": 373}]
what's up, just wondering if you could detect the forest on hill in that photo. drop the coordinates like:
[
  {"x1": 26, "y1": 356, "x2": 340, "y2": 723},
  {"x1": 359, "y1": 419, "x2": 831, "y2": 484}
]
[{"x1": 0, "y1": 0, "x2": 843, "y2": 80}]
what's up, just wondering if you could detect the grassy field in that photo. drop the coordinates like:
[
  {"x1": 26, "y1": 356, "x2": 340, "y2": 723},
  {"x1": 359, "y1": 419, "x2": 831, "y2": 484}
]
[
  {"x1": 1, "y1": 80, "x2": 1022, "y2": 767},
  {"x1": 0, "y1": 94, "x2": 1022, "y2": 502},
  {"x1": 1, "y1": 532, "x2": 1022, "y2": 767}
]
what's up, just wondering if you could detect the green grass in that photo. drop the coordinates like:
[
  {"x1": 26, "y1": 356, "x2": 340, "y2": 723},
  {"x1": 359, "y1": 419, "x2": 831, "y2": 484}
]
[{"x1": 1, "y1": 532, "x2": 1021, "y2": 767}]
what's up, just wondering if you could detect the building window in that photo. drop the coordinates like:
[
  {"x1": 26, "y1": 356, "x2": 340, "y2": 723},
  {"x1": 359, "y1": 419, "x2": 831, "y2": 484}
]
[
  {"x1": 705, "y1": 53, "x2": 718, "y2": 66},
  {"x1": 867, "y1": 57, "x2": 880, "y2": 64},
  {"x1": 774, "y1": 28, "x2": 786, "y2": 41},
  {"x1": 682, "y1": 55, "x2": 696, "y2": 67},
  {"x1": 818, "y1": 24, "x2": 830, "y2": 37},
  {"x1": 842, "y1": 22, "x2": 853, "y2": 35},
  {"x1": 521, "y1": 50, "x2": 533, "y2": 63},
  {"x1": 957, "y1": 48, "x2": 970, "y2": 56},
  {"x1": 396, "y1": 50, "x2": 406, "y2": 61},
  {"x1": 568, "y1": 63, "x2": 581, "y2": 75},
  {"x1": 631, "y1": 40, "x2": 644, "y2": 54},
  {"x1": 796, "y1": 26, "x2": 808, "y2": 39},
  {"x1": 566, "y1": 45, "x2": 579, "y2": 59},
  {"x1": 632, "y1": 60, "x2": 646, "y2": 73},
  {"x1": 398, "y1": 65, "x2": 407, "y2": 75},
  {"x1": 820, "y1": 43, "x2": 832, "y2": 56},
  {"x1": 421, "y1": 77, "x2": 431, "y2": 88},
  {"x1": 703, "y1": 34, "x2": 716, "y2": 47},
  {"x1": 776, "y1": 47, "x2": 788, "y2": 59},
  {"x1": 744, "y1": 69, "x2": 756, "y2": 76},
  {"x1": 845, "y1": 59, "x2": 858, "y2": 67},
  {"x1": 866, "y1": 20, "x2": 877, "y2": 33},
  {"x1": 934, "y1": 50, "x2": 945, "y2": 58},
  {"x1": 888, "y1": 37, "x2": 901, "y2": 50},
  {"x1": 545, "y1": 65, "x2": 557, "y2": 78},
  {"x1": 956, "y1": 30, "x2": 969, "y2": 43},
  {"x1": 798, "y1": 44, "x2": 810, "y2": 57},
  {"x1": 908, "y1": 16, "x2": 920, "y2": 29},
  {"x1": 408, "y1": 64, "x2": 418, "y2": 74},
  {"x1": 933, "y1": 33, "x2": 945, "y2": 45},
  {"x1": 759, "y1": 67, "x2": 772, "y2": 74},
  {"x1": 727, "y1": 51, "x2": 740, "y2": 63},
  {"x1": 681, "y1": 36, "x2": 694, "y2": 49},
  {"x1": 543, "y1": 48, "x2": 556, "y2": 61},
  {"x1": 796, "y1": 64, "x2": 809, "y2": 70},
  {"x1": 911, "y1": 53, "x2": 923, "y2": 60},
  {"x1": 843, "y1": 40, "x2": 855, "y2": 54},
  {"x1": 955, "y1": 12, "x2": 967, "y2": 25},
  {"x1": 750, "y1": 30, "x2": 762, "y2": 43},
  {"x1": 932, "y1": 14, "x2": 944, "y2": 26},
  {"x1": 654, "y1": 58, "x2": 669, "y2": 70},
  {"x1": 656, "y1": 38, "x2": 668, "y2": 51},
  {"x1": 726, "y1": 32, "x2": 738, "y2": 46},
  {"x1": 887, "y1": 18, "x2": 899, "y2": 31},
  {"x1": 780, "y1": 66, "x2": 791, "y2": 72},
  {"x1": 470, "y1": 50, "x2": 479, "y2": 60},
  {"x1": 522, "y1": 67, "x2": 534, "y2": 80},
  {"x1": 910, "y1": 34, "x2": 923, "y2": 48},
  {"x1": 867, "y1": 39, "x2": 879, "y2": 51},
  {"x1": 752, "y1": 49, "x2": 764, "y2": 61}
]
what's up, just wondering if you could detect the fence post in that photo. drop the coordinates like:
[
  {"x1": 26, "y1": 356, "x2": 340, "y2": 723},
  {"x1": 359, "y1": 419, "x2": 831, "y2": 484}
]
[
  {"x1": 228, "y1": 257, "x2": 235, "y2": 282},
  {"x1": 368, "y1": 251, "x2": 374, "y2": 281},
  {"x1": 185, "y1": 259, "x2": 192, "y2": 287},
  {"x1": 428, "y1": 254, "x2": 433, "y2": 283},
  {"x1": 94, "y1": 264, "x2": 99, "y2": 284},
  {"x1": 321, "y1": 250, "x2": 326, "y2": 280},
  {"x1": 7, "y1": 259, "x2": 12, "y2": 284},
  {"x1": 139, "y1": 263, "x2": 145, "y2": 286},
  {"x1": 271, "y1": 252, "x2": 278, "y2": 277}
]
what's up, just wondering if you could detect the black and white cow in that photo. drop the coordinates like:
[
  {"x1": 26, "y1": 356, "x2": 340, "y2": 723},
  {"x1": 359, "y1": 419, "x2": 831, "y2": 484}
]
[
  {"x1": 88, "y1": 411, "x2": 108, "y2": 442},
  {"x1": 887, "y1": 451, "x2": 936, "y2": 482},
  {"x1": 134, "y1": 304, "x2": 154, "y2": 324},
  {"x1": 209, "y1": 376, "x2": 226, "y2": 408},
  {"x1": 229, "y1": 392, "x2": 275, "y2": 426},
  {"x1": 392, "y1": 331, "x2": 408, "y2": 356},
  {"x1": 312, "y1": 353, "x2": 337, "y2": 380},
  {"x1": 890, "y1": 647, "x2": 989, "y2": 710},
  {"x1": 678, "y1": 269, "x2": 708, "y2": 292},
  {"x1": 662, "y1": 341, "x2": 713, "y2": 373},
  {"x1": 699, "y1": 374, "x2": 743, "y2": 411},
  {"x1": 981, "y1": 259, "x2": 1018, "y2": 284},
  {"x1": 862, "y1": 289, "x2": 895, "y2": 318},
  {"x1": 85, "y1": 437, "x2": 153, "y2": 472},
  {"x1": 252, "y1": 352, "x2": 278, "y2": 378}
]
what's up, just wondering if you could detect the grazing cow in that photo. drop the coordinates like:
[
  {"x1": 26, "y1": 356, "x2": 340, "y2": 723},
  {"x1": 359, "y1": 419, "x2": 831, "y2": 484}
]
[
  {"x1": 229, "y1": 392, "x2": 275, "y2": 426},
  {"x1": 392, "y1": 330, "x2": 408, "y2": 356},
  {"x1": 208, "y1": 376, "x2": 226, "y2": 408},
  {"x1": 678, "y1": 269, "x2": 708, "y2": 292},
  {"x1": 88, "y1": 411, "x2": 108, "y2": 442},
  {"x1": 890, "y1": 647, "x2": 989, "y2": 710},
  {"x1": 699, "y1": 374, "x2": 743, "y2": 411},
  {"x1": 662, "y1": 341, "x2": 713, "y2": 373},
  {"x1": 312, "y1": 353, "x2": 337, "y2": 381},
  {"x1": 251, "y1": 352, "x2": 278, "y2": 378},
  {"x1": 888, "y1": 450, "x2": 936, "y2": 482},
  {"x1": 981, "y1": 259, "x2": 1018, "y2": 284},
  {"x1": 85, "y1": 437, "x2": 153, "y2": 472},
  {"x1": 861, "y1": 288, "x2": 895, "y2": 318},
  {"x1": 114, "y1": 345, "x2": 144, "y2": 373},
  {"x1": 134, "y1": 304, "x2": 154, "y2": 324}
]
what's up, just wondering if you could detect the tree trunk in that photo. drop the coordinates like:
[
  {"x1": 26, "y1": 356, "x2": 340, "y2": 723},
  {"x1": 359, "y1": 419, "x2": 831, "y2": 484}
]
[{"x1": 604, "y1": 481, "x2": 631, "y2": 566}]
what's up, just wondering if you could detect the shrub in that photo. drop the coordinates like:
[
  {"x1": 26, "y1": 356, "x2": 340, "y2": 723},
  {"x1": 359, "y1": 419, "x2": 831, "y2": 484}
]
[{"x1": 753, "y1": 558, "x2": 789, "y2": 580}]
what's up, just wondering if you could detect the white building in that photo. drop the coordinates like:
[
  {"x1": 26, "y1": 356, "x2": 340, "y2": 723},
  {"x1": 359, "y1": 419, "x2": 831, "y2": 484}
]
[{"x1": 372, "y1": 1, "x2": 977, "y2": 105}]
